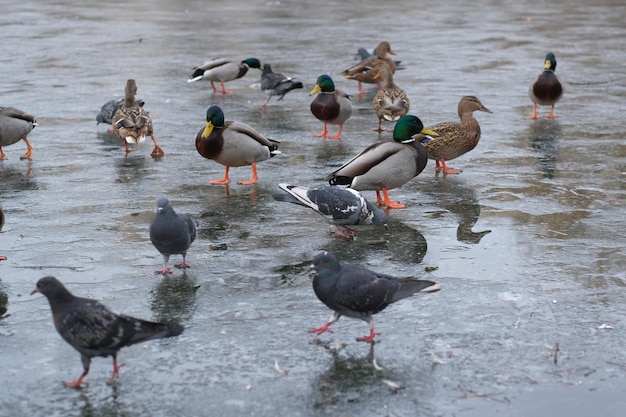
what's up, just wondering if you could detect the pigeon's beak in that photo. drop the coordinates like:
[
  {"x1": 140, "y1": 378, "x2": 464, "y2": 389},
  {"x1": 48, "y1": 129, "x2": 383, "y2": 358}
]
[
  {"x1": 30, "y1": 287, "x2": 40, "y2": 295},
  {"x1": 157, "y1": 207, "x2": 164, "y2": 214}
]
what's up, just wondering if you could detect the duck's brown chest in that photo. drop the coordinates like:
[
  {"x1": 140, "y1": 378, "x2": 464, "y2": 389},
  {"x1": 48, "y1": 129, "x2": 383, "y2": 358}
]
[
  {"x1": 311, "y1": 93, "x2": 340, "y2": 121},
  {"x1": 195, "y1": 128, "x2": 224, "y2": 160}
]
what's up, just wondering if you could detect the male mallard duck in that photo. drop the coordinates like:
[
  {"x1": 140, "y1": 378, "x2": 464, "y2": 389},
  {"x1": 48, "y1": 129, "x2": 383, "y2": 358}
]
[
  {"x1": 325, "y1": 115, "x2": 437, "y2": 209},
  {"x1": 259, "y1": 63, "x2": 303, "y2": 108},
  {"x1": 195, "y1": 105, "x2": 280, "y2": 185},
  {"x1": 0, "y1": 106, "x2": 36, "y2": 160},
  {"x1": 529, "y1": 52, "x2": 563, "y2": 119},
  {"x1": 187, "y1": 57, "x2": 262, "y2": 95},
  {"x1": 372, "y1": 63, "x2": 410, "y2": 132},
  {"x1": 420, "y1": 96, "x2": 492, "y2": 174},
  {"x1": 310, "y1": 74, "x2": 352, "y2": 139},
  {"x1": 343, "y1": 41, "x2": 397, "y2": 93},
  {"x1": 111, "y1": 79, "x2": 164, "y2": 156}
]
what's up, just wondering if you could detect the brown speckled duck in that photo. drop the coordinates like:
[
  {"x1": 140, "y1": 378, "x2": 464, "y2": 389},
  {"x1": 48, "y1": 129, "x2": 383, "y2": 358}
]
[
  {"x1": 310, "y1": 75, "x2": 352, "y2": 139},
  {"x1": 111, "y1": 79, "x2": 164, "y2": 156},
  {"x1": 343, "y1": 41, "x2": 397, "y2": 93},
  {"x1": 195, "y1": 105, "x2": 280, "y2": 185},
  {"x1": 0, "y1": 106, "x2": 36, "y2": 160},
  {"x1": 372, "y1": 63, "x2": 410, "y2": 132},
  {"x1": 529, "y1": 52, "x2": 563, "y2": 119},
  {"x1": 420, "y1": 96, "x2": 492, "y2": 174}
]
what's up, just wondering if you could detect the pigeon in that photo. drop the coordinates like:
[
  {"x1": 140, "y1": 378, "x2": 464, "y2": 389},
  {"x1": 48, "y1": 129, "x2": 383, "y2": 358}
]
[
  {"x1": 259, "y1": 63, "x2": 303, "y2": 108},
  {"x1": 31, "y1": 276, "x2": 183, "y2": 387},
  {"x1": 96, "y1": 97, "x2": 145, "y2": 126},
  {"x1": 272, "y1": 183, "x2": 387, "y2": 238},
  {"x1": 309, "y1": 252, "x2": 440, "y2": 343},
  {"x1": 0, "y1": 106, "x2": 37, "y2": 160},
  {"x1": 149, "y1": 197, "x2": 197, "y2": 275}
]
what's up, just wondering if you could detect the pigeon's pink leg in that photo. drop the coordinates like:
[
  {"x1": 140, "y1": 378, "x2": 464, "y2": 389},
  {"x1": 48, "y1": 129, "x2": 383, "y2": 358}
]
[
  {"x1": 175, "y1": 257, "x2": 190, "y2": 269},
  {"x1": 309, "y1": 312, "x2": 340, "y2": 335},
  {"x1": 356, "y1": 323, "x2": 380, "y2": 343},
  {"x1": 309, "y1": 322, "x2": 334, "y2": 335},
  {"x1": 155, "y1": 264, "x2": 173, "y2": 275},
  {"x1": 65, "y1": 369, "x2": 89, "y2": 388},
  {"x1": 107, "y1": 354, "x2": 125, "y2": 384}
]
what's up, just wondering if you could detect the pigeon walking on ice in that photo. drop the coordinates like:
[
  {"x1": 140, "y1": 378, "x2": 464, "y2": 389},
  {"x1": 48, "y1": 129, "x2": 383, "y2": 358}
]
[
  {"x1": 149, "y1": 197, "x2": 197, "y2": 275},
  {"x1": 31, "y1": 276, "x2": 183, "y2": 387},
  {"x1": 309, "y1": 252, "x2": 440, "y2": 343},
  {"x1": 259, "y1": 63, "x2": 303, "y2": 108},
  {"x1": 272, "y1": 183, "x2": 387, "y2": 238}
]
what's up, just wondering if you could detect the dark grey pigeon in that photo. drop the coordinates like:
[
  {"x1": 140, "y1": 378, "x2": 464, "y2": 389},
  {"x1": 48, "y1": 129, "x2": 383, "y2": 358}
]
[
  {"x1": 96, "y1": 97, "x2": 145, "y2": 125},
  {"x1": 149, "y1": 197, "x2": 197, "y2": 275},
  {"x1": 273, "y1": 183, "x2": 387, "y2": 238},
  {"x1": 309, "y1": 252, "x2": 440, "y2": 342},
  {"x1": 31, "y1": 276, "x2": 183, "y2": 388},
  {"x1": 259, "y1": 63, "x2": 303, "y2": 108}
]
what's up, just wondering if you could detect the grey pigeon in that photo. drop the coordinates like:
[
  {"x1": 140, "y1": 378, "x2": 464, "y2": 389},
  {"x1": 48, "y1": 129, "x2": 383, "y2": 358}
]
[
  {"x1": 149, "y1": 197, "x2": 197, "y2": 275},
  {"x1": 272, "y1": 183, "x2": 387, "y2": 238},
  {"x1": 309, "y1": 252, "x2": 440, "y2": 342},
  {"x1": 0, "y1": 106, "x2": 37, "y2": 160},
  {"x1": 31, "y1": 276, "x2": 183, "y2": 387},
  {"x1": 96, "y1": 97, "x2": 145, "y2": 125},
  {"x1": 259, "y1": 63, "x2": 303, "y2": 108}
]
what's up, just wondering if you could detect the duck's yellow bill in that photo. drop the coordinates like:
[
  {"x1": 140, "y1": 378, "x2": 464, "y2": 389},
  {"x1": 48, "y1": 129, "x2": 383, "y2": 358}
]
[{"x1": 202, "y1": 121, "x2": 214, "y2": 137}]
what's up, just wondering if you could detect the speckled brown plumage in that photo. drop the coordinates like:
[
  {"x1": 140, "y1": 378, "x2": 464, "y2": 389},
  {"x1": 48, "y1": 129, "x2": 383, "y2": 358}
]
[
  {"x1": 111, "y1": 79, "x2": 164, "y2": 156},
  {"x1": 343, "y1": 41, "x2": 397, "y2": 93},
  {"x1": 372, "y1": 63, "x2": 410, "y2": 132}
]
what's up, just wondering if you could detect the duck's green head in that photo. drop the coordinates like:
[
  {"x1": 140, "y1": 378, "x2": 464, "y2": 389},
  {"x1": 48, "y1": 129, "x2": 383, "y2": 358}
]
[
  {"x1": 393, "y1": 115, "x2": 438, "y2": 143},
  {"x1": 202, "y1": 105, "x2": 225, "y2": 137},
  {"x1": 242, "y1": 58, "x2": 262, "y2": 69},
  {"x1": 310, "y1": 74, "x2": 335, "y2": 95},
  {"x1": 544, "y1": 52, "x2": 557, "y2": 71}
]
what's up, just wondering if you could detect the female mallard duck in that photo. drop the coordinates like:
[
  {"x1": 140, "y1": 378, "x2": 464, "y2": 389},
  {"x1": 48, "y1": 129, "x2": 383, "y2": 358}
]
[
  {"x1": 0, "y1": 106, "x2": 36, "y2": 160},
  {"x1": 372, "y1": 63, "x2": 410, "y2": 132},
  {"x1": 310, "y1": 74, "x2": 352, "y2": 139},
  {"x1": 529, "y1": 52, "x2": 563, "y2": 119},
  {"x1": 343, "y1": 41, "x2": 397, "y2": 93},
  {"x1": 112, "y1": 79, "x2": 164, "y2": 156},
  {"x1": 187, "y1": 57, "x2": 262, "y2": 95},
  {"x1": 259, "y1": 63, "x2": 303, "y2": 108},
  {"x1": 325, "y1": 115, "x2": 437, "y2": 209},
  {"x1": 420, "y1": 96, "x2": 492, "y2": 174},
  {"x1": 196, "y1": 105, "x2": 280, "y2": 185}
]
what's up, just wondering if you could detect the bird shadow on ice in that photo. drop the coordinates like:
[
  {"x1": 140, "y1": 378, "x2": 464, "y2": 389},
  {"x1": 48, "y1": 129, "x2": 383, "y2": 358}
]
[
  {"x1": 421, "y1": 178, "x2": 491, "y2": 245},
  {"x1": 526, "y1": 118, "x2": 562, "y2": 179},
  {"x1": 149, "y1": 273, "x2": 200, "y2": 323},
  {"x1": 310, "y1": 341, "x2": 408, "y2": 408},
  {"x1": 321, "y1": 219, "x2": 428, "y2": 265}
]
